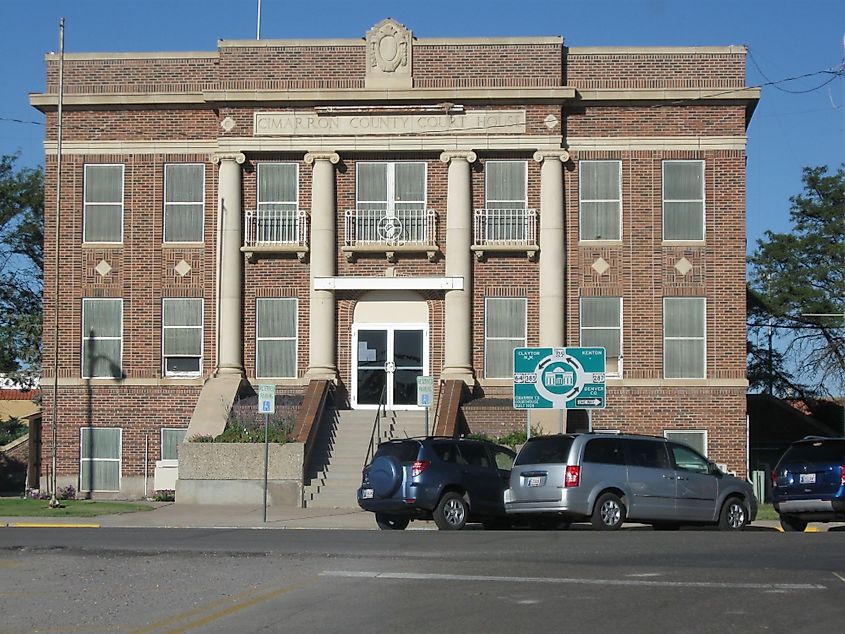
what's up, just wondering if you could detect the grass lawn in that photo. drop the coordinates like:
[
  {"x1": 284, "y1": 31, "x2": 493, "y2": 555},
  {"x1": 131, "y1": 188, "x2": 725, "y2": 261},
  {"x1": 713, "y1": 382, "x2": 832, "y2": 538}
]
[
  {"x1": 0, "y1": 498, "x2": 155, "y2": 517},
  {"x1": 756, "y1": 503, "x2": 778, "y2": 521}
]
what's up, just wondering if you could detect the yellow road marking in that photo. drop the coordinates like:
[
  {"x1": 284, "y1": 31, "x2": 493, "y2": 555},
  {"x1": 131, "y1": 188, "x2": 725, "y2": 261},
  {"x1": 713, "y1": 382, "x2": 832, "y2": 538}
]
[
  {"x1": 129, "y1": 587, "x2": 263, "y2": 634},
  {"x1": 160, "y1": 582, "x2": 305, "y2": 634}
]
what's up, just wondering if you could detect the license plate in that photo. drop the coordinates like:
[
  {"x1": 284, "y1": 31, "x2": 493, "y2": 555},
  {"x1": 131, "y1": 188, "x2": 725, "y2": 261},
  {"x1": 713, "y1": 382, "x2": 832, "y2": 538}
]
[
  {"x1": 361, "y1": 488, "x2": 373, "y2": 499},
  {"x1": 799, "y1": 473, "x2": 816, "y2": 484},
  {"x1": 527, "y1": 476, "x2": 542, "y2": 487}
]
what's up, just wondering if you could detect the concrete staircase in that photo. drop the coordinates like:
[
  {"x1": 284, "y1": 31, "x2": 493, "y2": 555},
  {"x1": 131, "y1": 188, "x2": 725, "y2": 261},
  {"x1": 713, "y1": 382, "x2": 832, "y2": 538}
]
[{"x1": 303, "y1": 409, "x2": 427, "y2": 508}]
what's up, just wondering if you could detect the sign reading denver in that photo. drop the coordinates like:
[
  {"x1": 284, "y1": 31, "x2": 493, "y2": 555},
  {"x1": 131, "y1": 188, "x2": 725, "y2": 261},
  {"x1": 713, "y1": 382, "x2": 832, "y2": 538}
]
[{"x1": 513, "y1": 347, "x2": 606, "y2": 410}]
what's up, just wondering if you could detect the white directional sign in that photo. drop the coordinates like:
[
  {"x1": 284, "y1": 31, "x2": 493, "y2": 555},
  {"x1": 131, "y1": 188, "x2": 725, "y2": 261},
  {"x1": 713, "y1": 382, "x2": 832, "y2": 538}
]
[
  {"x1": 258, "y1": 384, "x2": 276, "y2": 414},
  {"x1": 513, "y1": 347, "x2": 606, "y2": 410}
]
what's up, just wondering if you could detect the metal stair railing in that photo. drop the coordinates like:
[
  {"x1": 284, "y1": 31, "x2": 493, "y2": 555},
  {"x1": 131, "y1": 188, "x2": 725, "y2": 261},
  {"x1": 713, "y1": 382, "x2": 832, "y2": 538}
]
[{"x1": 363, "y1": 386, "x2": 387, "y2": 467}]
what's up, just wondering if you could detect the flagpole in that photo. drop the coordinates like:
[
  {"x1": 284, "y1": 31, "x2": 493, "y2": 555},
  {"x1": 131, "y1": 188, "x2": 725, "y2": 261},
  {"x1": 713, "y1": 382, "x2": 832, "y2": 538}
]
[
  {"x1": 49, "y1": 17, "x2": 65, "y2": 509},
  {"x1": 257, "y1": 0, "x2": 261, "y2": 40}
]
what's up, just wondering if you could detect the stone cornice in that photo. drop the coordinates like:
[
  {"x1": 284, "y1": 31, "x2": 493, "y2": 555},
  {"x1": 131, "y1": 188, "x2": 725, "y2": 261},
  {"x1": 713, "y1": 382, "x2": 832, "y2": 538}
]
[
  {"x1": 574, "y1": 87, "x2": 760, "y2": 103},
  {"x1": 44, "y1": 51, "x2": 218, "y2": 61},
  {"x1": 567, "y1": 45, "x2": 747, "y2": 55}
]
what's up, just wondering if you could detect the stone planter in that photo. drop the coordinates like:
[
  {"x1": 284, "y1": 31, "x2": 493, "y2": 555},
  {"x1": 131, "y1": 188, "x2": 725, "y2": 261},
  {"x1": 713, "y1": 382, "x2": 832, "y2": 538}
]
[{"x1": 176, "y1": 442, "x2": 304, "y2": 507}]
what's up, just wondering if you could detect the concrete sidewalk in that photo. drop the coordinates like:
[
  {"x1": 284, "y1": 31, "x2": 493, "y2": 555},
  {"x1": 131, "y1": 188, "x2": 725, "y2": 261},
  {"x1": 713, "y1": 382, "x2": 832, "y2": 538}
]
[{"x1": 3, "y1": 502, "x2": 841, "y2": 531}]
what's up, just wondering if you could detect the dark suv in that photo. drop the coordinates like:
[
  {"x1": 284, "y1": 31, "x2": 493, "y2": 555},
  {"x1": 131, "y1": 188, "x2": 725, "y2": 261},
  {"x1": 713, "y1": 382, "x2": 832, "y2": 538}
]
[
  {"x1": 771, "y1": 437, "x2": 845, "y2": 531},
  {"x1": 357, "y1": 437, "x2": 516, "y2": 530}
]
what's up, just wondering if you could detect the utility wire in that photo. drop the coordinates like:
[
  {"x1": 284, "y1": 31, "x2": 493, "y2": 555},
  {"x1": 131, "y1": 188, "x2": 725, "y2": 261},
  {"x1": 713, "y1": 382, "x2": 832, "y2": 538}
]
[
  {"x1": 748, "y1": 49, "x2": 843, "y2": 94},
  {"x1": 0, "y1": 116, "x2": 43, "y2": 126}
]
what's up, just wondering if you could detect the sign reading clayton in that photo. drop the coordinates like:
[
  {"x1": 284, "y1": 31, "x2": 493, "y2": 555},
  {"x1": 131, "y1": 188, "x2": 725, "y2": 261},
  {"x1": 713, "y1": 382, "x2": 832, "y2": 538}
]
[{"x1": 513, "y1": 347, "x2": 606, "y2": 410}]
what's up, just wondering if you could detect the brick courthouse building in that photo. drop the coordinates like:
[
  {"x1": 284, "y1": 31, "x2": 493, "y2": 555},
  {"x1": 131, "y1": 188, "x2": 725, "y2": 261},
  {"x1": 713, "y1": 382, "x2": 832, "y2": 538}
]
[{"x1": 32, "y1": 19, "x2": 758, "y2": 497}]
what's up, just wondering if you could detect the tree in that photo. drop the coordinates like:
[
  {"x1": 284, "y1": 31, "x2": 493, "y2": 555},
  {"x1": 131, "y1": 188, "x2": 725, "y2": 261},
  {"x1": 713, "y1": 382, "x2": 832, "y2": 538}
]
[
  {"x1": 0, "y1": 153, "x2": 43, "y2": 388},
  {"x1": 748, "y1": 164, "x2": 845, "y2": 399}
]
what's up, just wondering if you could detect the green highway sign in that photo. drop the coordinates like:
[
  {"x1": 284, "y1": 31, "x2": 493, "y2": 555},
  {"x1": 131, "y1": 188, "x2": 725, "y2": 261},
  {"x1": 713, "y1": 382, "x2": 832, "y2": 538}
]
[{"x1": 513, "y1": 347, "x2": 606, "y2": 410}]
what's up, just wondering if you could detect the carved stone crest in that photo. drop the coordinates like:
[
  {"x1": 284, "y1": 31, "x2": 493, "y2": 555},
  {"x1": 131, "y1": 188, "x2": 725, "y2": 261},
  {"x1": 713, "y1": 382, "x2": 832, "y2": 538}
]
[{"x1": 365, "y1": 18, "x2": 412, "y2": 89}]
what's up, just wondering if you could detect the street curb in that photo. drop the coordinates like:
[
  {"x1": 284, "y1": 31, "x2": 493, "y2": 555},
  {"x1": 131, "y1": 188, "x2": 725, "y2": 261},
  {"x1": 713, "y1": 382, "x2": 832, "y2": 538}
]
[{"x1": 2, "y1": 522, "x2": 101, "y2": 529}]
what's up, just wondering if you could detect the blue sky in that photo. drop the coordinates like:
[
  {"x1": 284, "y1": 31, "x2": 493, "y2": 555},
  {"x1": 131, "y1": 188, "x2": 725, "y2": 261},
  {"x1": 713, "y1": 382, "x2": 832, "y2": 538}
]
[{"x1": 1, "y1": 0, "x2": 843, "y2": 252}]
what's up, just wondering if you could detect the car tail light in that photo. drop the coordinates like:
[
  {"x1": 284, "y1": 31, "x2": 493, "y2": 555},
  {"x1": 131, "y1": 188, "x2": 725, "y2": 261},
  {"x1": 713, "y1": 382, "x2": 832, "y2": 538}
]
[
  {"x1": 840, "y1": 466, "x2": 845, "y2": 486},
  {"x1": 771, "y1": 470, "x2": 778, "y2": 488},
  {"x1": 565, "y1": 465, "x2": 580, "y2": 487},
  {"x1": 412, "y1": 460, "x2": 431, "y2": 477}
]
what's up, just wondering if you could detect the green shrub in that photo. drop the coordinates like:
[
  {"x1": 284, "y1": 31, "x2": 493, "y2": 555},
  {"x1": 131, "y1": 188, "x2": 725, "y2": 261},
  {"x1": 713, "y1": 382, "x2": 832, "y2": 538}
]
[
  {"x1": 0, "y1": 417, "x2": 27, "y2": 446},
  {"x1": 188, "y1": 413, "x2": 295, "y2": 444}
]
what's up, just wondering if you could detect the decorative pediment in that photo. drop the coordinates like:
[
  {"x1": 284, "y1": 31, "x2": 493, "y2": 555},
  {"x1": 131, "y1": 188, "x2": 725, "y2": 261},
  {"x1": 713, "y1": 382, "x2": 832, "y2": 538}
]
[{"x1": 365, "y1": 18, "x2": 413, "y2": 89}]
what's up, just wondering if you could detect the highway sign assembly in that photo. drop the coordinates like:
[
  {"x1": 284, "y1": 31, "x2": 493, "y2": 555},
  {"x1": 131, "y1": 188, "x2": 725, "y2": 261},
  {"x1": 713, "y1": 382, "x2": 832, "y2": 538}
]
[{"x1": 513, "y1": 347, "x2": 606, "y2": 410}]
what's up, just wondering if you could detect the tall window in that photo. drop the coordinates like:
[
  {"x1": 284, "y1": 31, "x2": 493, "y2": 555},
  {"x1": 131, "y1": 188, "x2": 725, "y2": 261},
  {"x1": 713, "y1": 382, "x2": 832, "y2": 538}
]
[
  {"x1": 257, "y1": 163, "x2": 299, "y2": 243},
  {"x1": 663, "y1": 297, "x2": 706, "y2": 378},
  {"x1": 485, "y1": 161, "x2": 528, "y2": 241},
  {"x1": 484, "y1": 297, "x2": 527, "y2": 379},
  {"x1": 84, "y1": 164, "x2": 123, "y2": 243},
  {"x1": 162, "y1": 298, "x2": 203, "y2": 377},
  {"x1": 80, "y1": 428, "x2": 121, "y2": 492},
  {"x1": 161, "y1": 428, "x2": 187, "y2": 461},
  {"x1": 81, "y1": 298, "x2": 122, "y2": 379},
  {"x1": 579, "y1": 160, "x2": 621, "y2": 240},
  {"x1": 164, "y1": 164, "x2": 204, "y2": 242},
  {"x1": 356, "y1": 162, "x2": 427, "y2": 242},
  {"x1": 663, "y1": 160, "x2": 704, "y2": 240},
  {"x1": 256, "y1": 298, "x2": 298, "y2": 378},
  {"x1": 580, "y1": 297, "x2": 622, "y2": 376}
]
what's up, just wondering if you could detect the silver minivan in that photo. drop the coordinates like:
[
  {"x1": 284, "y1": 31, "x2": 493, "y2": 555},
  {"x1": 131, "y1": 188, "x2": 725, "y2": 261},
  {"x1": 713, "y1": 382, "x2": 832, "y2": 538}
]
[{"x1": 504, "y1": 433, "x2": 757, "y2": 530}]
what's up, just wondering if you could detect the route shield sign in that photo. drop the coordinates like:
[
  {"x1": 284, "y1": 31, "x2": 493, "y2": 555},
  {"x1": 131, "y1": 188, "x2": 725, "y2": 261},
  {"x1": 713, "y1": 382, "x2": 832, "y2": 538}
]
[{"x1": 513, "y1": 347, "x2": 606, "y2": 409}]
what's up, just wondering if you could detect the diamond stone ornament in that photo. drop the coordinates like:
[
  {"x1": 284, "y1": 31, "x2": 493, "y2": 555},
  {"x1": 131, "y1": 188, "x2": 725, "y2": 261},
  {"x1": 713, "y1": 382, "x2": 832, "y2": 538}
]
[
  {"x1": 220, "y1": 117, "x2": 236, "y2": 132},
  {"x1": 174, "y1": 259, "x2": 192, "y2": 277},
  {"x1": 94, "y1": 259, "x2": 112, "y2": 277},
  {"x1": 544, "y1": 114, "x2": 559, "y2": 129},
  {"x1": 674, "y1": 257, "x2": 693, "y2": 276},
  {"x1": 591, "y1": 257, "x2": 610, "y2": 276}
]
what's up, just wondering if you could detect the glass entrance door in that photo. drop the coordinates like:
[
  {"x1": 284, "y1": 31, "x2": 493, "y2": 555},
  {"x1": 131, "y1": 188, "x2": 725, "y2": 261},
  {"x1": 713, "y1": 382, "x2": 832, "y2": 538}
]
[{"x1": 353, "y1": 324, "x2": 427, "y2": 410}]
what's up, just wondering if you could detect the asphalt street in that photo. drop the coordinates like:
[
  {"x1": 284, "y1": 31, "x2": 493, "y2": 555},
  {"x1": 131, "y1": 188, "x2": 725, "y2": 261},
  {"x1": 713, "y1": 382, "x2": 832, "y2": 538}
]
[{"x1": 1, "y1": 527, "x2": 843, "y2": 633}]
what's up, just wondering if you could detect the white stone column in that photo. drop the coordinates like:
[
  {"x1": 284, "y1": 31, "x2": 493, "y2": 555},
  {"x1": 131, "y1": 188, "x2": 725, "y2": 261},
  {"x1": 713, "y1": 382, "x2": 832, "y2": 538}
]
[
  {"x1": 212, "y1": 152, "x2": 246, "y2": 376},
  {"x1": 534, "y1": 150, "x2": 570, "y2": 348},
  {"x1": 439, "y1": 150, "x2": 477, "y2": 384},
  {"x1": 304, "y1": 151, "x2": 340, "y2": 381}
]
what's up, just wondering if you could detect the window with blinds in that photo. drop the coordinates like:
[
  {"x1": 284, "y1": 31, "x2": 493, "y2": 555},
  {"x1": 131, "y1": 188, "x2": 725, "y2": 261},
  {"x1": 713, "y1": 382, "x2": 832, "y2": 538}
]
[
  {"x1": 579, "y1": 160, "x2": 621, "y2": 241},
  {"x1": 79, "y1": 427, "x2": 121, "y2": 492},
  {"x1": 162, "y1": 298, "x2": 203, "y2": 377},
  {"x1": 580, "y1": 297, "x2": 622, "y2": 376},
  {"x1": 83, "y1": 164, "x2": 124, "y2": 243},
  {"x1": 663, "y1": 160, "x2": 704, "y2": 241},
  {"x1": 484, "y1": 297, "x2": 527, "y2": 379},
  {"x1": 164, "y1": 164, "x2": 204, "y2": 242},
  {"x1": 81, "y1": 298, "x2": 122, "y2": 379},
  {"x1": 485, "y1": 161, "x2": 528, "y2": 242},
  {"x1": 161, "y1": 428, "x2": 187, "y2": 461},
  {"x1": 257, "y1": 163, "x2": 299, "y2": 243},
  {"x1": 663, "y1": 297, "x2": 706, "y2": 378},
  {"x1": 256, "y1": 298, "x2": 298, "y2": 378}
]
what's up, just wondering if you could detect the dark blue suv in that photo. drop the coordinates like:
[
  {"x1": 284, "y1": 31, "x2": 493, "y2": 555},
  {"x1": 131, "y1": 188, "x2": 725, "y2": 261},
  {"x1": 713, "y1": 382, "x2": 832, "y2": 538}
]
[
  {"x1": 771, "y1": 437, "x2": 845, "y2": 531},
  {"x1": 357, "y1": 437, "x2": 516, "y2": 530}
]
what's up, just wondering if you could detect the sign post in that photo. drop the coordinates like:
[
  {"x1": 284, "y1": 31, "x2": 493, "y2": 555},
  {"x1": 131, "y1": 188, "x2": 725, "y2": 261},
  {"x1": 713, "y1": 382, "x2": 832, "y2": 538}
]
[
  {"x1": 416, "y1": 376, "x2": 434, "y2": 436},
  {"x1": 257, "y1": 384, "x2": 276, "y2": 523},
  {"x1": 513, "y1": 347, "x2": 606, "y2": 434}
]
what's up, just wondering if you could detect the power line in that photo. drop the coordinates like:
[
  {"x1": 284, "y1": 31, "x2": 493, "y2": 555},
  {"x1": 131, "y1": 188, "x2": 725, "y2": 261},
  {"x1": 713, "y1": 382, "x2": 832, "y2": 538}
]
[
  {"x1": 0, "y1": 116, "x2": 43, "y2": 126},
  {"x1": 748, "y1": 49, "x2": 843, "y2": 94}
]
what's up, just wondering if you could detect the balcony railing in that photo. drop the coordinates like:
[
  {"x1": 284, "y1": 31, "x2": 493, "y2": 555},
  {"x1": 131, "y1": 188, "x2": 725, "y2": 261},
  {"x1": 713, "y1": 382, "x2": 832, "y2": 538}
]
[
  {"x1": 242, "y1": 209, "x2": 308, "y2": 261},
  {"x1": 343, "y1": 208, "x2": 439, "y2": 261},
  {"x1": 472, "y1": 208, "x2": 538, "y2": 260}
]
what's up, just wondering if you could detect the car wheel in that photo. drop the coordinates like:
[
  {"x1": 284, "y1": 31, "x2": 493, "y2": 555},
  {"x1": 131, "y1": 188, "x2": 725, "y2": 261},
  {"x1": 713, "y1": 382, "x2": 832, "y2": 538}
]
[
  {"x1": 651, "y1": 522, "x2": 681, "y2": 531},
  {"x1": 375, "y1": 513, "x2": 410, "y2": 530},
  {"x1": 779, "y1": 514, "x2": 809, "y2": 532},
  {"x1": 718, "y1": 497, "x2": 748, "y2": 531},
  {"x1": 434, "y1": 492, "x2": 468, "y2": 530},
  {"x1": 592, "y1": 492, "x2": 626, "y2": 531}
]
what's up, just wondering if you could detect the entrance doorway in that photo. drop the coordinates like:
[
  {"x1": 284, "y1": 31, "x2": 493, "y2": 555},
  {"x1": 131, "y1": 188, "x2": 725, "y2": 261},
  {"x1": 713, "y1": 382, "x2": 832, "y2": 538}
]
[{"x1": 352, "y1": 324, "x2": 428, "y2": 409}]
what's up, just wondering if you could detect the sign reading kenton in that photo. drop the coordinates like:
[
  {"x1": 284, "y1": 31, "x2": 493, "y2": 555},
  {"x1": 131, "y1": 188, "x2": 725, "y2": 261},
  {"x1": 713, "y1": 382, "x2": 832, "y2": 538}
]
[
  {"x1": 254, "y1": 110, "x2": 526, "y2": 136},
  {"x1": 513, "y1": 347, "x2": 606, "y2": 410}
]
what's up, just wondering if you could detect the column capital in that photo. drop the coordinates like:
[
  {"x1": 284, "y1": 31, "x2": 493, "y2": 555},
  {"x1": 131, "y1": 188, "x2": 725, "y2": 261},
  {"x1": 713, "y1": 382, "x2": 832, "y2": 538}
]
[
  {"x1": 439, "y1": 150, "x2": 477, "y2": 165},
  {"x1": 304, "y1": 151, "x2": 340, "y2": 165},
  {"x1": 210, "y1": 152, "x2": 246, "y2": 165},
  {"x1": 533, "y1": 150, "x2": 570, "y2": 163}
]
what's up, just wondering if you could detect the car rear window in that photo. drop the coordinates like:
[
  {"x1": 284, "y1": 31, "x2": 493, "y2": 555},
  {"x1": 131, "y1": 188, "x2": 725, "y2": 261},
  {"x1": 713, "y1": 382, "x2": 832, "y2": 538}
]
[
  {"x1": 515, "y1": 436, "x2": 574, "y2": 466},
  {"x1": 781, "y1": 440, "x2": 845, "y2": 464},
  {"x1": 374, "y1": 441, "x2": 420, "y2": 463},
  {"x1": 583, "y1": 438, "x2": 626, "y2": 465}
]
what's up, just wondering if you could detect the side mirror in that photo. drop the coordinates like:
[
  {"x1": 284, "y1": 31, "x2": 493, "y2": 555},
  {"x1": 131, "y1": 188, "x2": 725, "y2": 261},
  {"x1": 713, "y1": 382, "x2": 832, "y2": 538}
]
[{"x1": 708, "y1": 461, "x2": 722, "y2": 476}]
